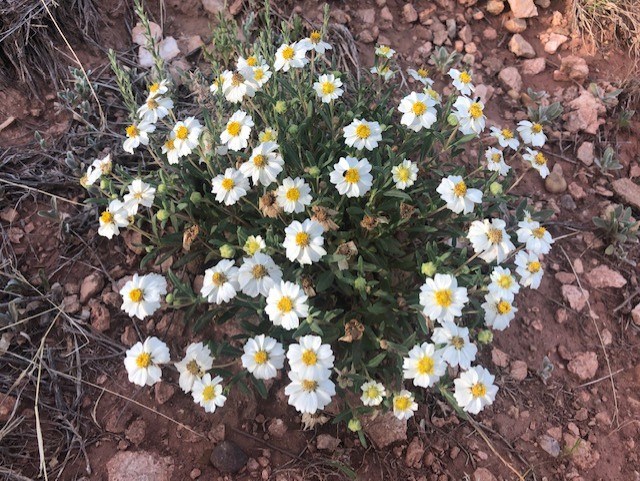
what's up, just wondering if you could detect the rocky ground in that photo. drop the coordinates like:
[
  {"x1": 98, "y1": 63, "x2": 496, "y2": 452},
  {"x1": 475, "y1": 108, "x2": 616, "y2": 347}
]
[{"x1": 1, "y1": 0, "x2": 640, "y2": 480}]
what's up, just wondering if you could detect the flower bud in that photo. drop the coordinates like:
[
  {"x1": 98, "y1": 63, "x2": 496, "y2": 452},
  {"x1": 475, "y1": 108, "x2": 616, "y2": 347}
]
[
  {"x1": 354, "y1": 276, "x2": 367, "y2": 291},
  {"x1": 447, "y1": 113, "x2": 458, "y2": 126},
  {"x1": 348, "y1": 418, "x2": 362, "y2": 432},
  {"x1": 156, "y1": 209, "x2": 170, "y2": 221},
  {"x1": 288, "y1": 124, "x2": 299, "y2": 135},
  {"x1": 219, "y1": 244, "x2": 235, "y2": 258},
  {"x1": 157, "y1": 183, "x2": 167, "y2": 194},
  {"x1": 477, "y1": 329, "x2": 494, "y2": 345},
  {"x1": 421, "y1": 262, "x2": 437, "y2": 277},
  {"x1": 165, "y1": 293, "x2": 174, "y2": 304},
  {"x1": 489, "y1": 182, "x2": 503, "y2": 195},
  {"x1": 99, "y1": 179, "x2": 109, "y2": 190},
  {"x1": 190, "y1": 191, "x2": 202, "y2": 204},
  {"x1": 308, "y1": 166, "x2": 321, "y2": 178},
  {"x1": 274, "y1": 100, "x2": 287, "y2": 114}
]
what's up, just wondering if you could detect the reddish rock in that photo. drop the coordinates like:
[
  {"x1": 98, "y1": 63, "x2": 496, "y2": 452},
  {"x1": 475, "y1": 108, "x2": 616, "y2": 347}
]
[
  {"x1": 567, "y1": 352, "x2": 598, "y2": 381},
  {"x1": 508, "y1": 34, "x2": 535, "y2": 58},
  {"x1": 576, "y1": 141, "x2": 594, "y2": 166},
  {"x1": 491, "y1": 347, "x2": 510, "y2": 367},
  {"x1": 363, "y1": 411, "x2": 407, "y2": 449},
  {"x1": 89, "y1": 301, "x2": 111, "y2": 332},
  {"x1": 565, "y1": 90, "x2": 605, "y2": 134},
  {"x1": 473, "y1": 467, "x2": 498, "y2": 481},
  {"x1": 0, "y1": 394, "x2": 17, "y2": 421},
  {"x1": 564, "y1": 433, "x2": 600, "y2": 470},
  {"x1": 316, "y1": 434, "x2": 340, "y2": 452},
  {"x1": 106, "y1": 451, "x2": 174, "y2": 481},
  {"x1": 612, "y1": 178, "x2": 640, "y2": 210},
  {"x1": 561, "y1": 285, "x2": 589, "y2": 311},
  {"x1": 154, "y1": 382, "x2": 175, "y2": 405},
  {"x1": 402, "y1": 3, "x2": 418, "y2": 23},
  {"x1": 510, "y1": 360, "x2": 528, "y2": 381},
  {"x1": 405, "y1": 436, "x2": 425, "y2": 468},
  {"x1": 507, "y1": 0, "x2": 538, "y2": 18},
  {"x1": 632, "y1": 303, "x2": 640, "y2": 326},
  {"x1": 522, "y1": 57, "x2": 545, "y2": 75},
  {"x1": 63, "y1": 294, "x2": 81, "y2": 314},
  {"x1": 80, "y1": 272, "x2": 105, "y2": 304},
  {"x1": 125, "y1": 418, "x2": 147, "y2": 445},
  {"x1": 554, "y1": 55, "x2": 589, "y2": 82},
  {"x1": 587, "y1": 265, "x2": 627, "y2": 289}
]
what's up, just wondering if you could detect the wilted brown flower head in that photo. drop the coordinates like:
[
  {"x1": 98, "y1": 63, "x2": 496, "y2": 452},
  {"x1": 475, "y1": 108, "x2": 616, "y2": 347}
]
[{"x1": 259, "y1": 191, "x2": 283, "y2": 218}]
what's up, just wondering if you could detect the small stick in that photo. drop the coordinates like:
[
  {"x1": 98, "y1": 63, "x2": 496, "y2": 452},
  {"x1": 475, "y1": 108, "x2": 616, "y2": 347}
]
[
  {"x1": 0, "y1": 116, "x2": 16, "y2": 132},
  {"x1": 577, "y1": 368, "x2": 624, "y2": 388}
]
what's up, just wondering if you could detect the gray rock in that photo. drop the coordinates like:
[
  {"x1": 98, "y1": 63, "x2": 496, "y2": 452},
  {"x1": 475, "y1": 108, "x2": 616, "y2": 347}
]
[
  {"x1": 446, "y1": 18, "x2": 457, "y2": 39},
  {"x1": 508, "y1": 34, "x2": 535, "y2": 58},
  {"x1": 210, "y1": 441, "x2": 248, "y2": 474},
  {"x1": 612, "y1": 178, "x2": 640, "y2": 210},
  {"x1": 80, "y1": 272, "x2": 105, "y2": 304},
  {"x1": 538, "y1": 434, "x2": 561, "y2": 457},
  {"x1": 498, "y1": 66, "x2": 523, "y2": 92},
  {"x1": 560, "y1": 194, "x2": 577, "y2": 211},
  {"x1": 522, "y1": 57, "x2": 546, "y2": 75},
  {"x1": 576, "y1": 141, "x2": 594, "y2": 165}
]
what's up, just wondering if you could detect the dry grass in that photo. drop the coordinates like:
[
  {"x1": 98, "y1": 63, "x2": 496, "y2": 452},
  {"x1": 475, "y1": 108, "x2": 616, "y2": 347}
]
[{"x1": 571, "y1": 0, "x2": 640, "y2": 61}]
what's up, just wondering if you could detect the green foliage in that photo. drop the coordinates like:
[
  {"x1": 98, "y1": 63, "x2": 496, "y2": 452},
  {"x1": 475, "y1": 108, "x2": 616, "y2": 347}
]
[{"x1": 593, "y1": 204, "x2": 639, "y2": 256}]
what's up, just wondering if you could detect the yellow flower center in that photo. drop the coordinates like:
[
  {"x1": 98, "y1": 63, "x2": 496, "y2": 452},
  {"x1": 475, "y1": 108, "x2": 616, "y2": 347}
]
[
  {"x1": 397, "y1": 167, "x2": 410, "y2": 182},
  {"x1": 260, "y1": 130, "x2": 274, "y2": 142},
  {"x1": 344, "y1": 167, "x2": 360, "y2": 184},
  {"x1": 355, "y1": 124, "x2": 371, "y2": 139},
  {"x1": 451, "y1": 336, "x2": 465, "y2": 349},
  {"x1": 310, "y1": 31, "x2": 322, "y2": 43},
  {"x1": 126, "y1": 125, "x2": 139, "y2": 138},
  {"x1": 471, "y1": 382, "x2": 487, "y2": 398},
  {"x1": 295, "y1": 232, "x2": 310, "y2": 247},
  {"x1": 528, "y1": 261, "x2": 541, "y2": 273},
  {"x1": 491, "y1": 153, "x2": 502, "y2": 163},
  {"x1": 416, "y1": 355, "x2": 434, "y2": 375},
  {"x1": 227, "y1": 121, "x2": 241, "y2": 136},
  {"x1": 301, "y1": 349, "x2": 318, "y2": 366},
  {"x1": 417, "y1": 68, "x2": 429, "y2": 77},
  {"x1": 394, "y1": 395, "x2": 411, "y2": 411},
  {"x1": 149, "y1": 82, "x2": 160, "y2": 93},
  {"x1": 301, "y1": 379, "x2": 318, "y2": 392},
  {"x1": 497, "y1": 274, "x2": 513, "y2": 289},
  {"x1": 487, "y1": 228, "x2": 503, "y2": 244},
  {"x1": 469, "y1": 102, "x2": 483, "y2": 119},
  {"x1": 129, "y1": 288, "x2": 143, "y2": 303},
  {"x1": 497, "y1": 300, "x2": 511, "y2": 314},
  {"x1": 246, "y1": 239, "x2": 260, "y2": 255},
  {"x1": 534, "y1": 153, "x2": 547, "y2": 166},
  {"x1": 176, "y1": 125, "x2": 189, "y2": 140},
  {"x1": 412, "y1": 101, "x2": 427, "y2": 116},
  {"x1": 254, "y1": 68, "x2": 264, "y2": 81},
  {"x1": 251, "y1": 264, "x2": 268, "y2": 279},
  {"x1": 378, "y1": 46, "x2": 390, "y2": 55},
  {"x1": 254, "y1": 350, "x2": 268, "y2": 364},
  {"x1": 434, "y1": 289, "x2": 453, "y2": 307},
  {"x1": 459, "y1": 71, "x2": 472, "y2": 83},
  {"x1": 286, "y1": 187, "x2": 300, "y2": 201},
  {"x1": 165, "y1": 138, "x2": 175, "y2": 150},
  {"x1": 100, "y1": 211, "x2": 114, "y2": 224},
  {"x1": 321, "y1": 81, "x2": 336, "y2": 94},
  {"x1": 531, "y1": 123, "x2": 543, "y2": 134},
  {"x1": 246, "y1": 56, "x2": 257, "y2": 67},
  {"x1": 277, "y1": 296, "x2": 293, "y2": 313},
  {"x1": 212, "y1": 271, "x2": 227, "y2": 286},
  {"x1": 532, "y1": 226, "x2": 546, "y2": 238},
  {"x1": 146, "y1": 99, "x2": 158, "y2": 109},
  {"x1": 202, "y1": 385, "x2": 216, "y2": 401},
  {"x1": 253, "y1": 154, "x2": 266, "y2": 167},
  {"x1": 453, "y1": 180, "x2": 467, "y2": 197},
  {"x1": 186, "y1": 359, "x2": 200, "y2": 375},
  {"x1": 501, "y1": 128, "x2": 514, "y2": 139},
  {"x1": 365, "y1": 386, "x2": 380, "y2": 399},
  {"x1": 282, "y1": 45, "x2": 295, "y2": 60},
  {"x1": 426, "y1": 88, "x2": 439, "y2": 100},
  {"x1": 221, "y1": 178, "x2": 235, "y2": 191},
  {"x1": 231, "y1": 72, "x2": 244, "y2": 86},
  {"x1": 135, "y1": 352, "x2": 152, "y2": 368}
]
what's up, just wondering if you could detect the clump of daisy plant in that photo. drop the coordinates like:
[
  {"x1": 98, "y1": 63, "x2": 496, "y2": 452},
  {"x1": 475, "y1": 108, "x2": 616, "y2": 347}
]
[{"x1": 87, "y1": 1, "x2": 558, "y2": 429}]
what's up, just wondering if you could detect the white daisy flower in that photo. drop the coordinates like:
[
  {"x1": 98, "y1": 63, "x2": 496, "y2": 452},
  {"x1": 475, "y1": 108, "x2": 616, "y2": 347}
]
[
  {"x1": 171, "y1": 117, "x2": 202, "y2": 158},
  {"x1": 161, "y1": 137, "x2": 179, "y2": 165},
  {"x1": 522, "y1": 148, "x2": 550, "y2": 179},
  {"x1": 123, "y1": 179, "x2": 156, "y2": 215},
  {"x1": 518, "y1": 210, "x2": 537, "y2": 230},
  {"x1": 119, "y1": 273, "x2": 168, "y2": 320},
  {"x1": 489, "y1": 126, "x2": 520, "y2": 150},
  {"x1": 240, "y1": 142, "x2": 284, "y2": 187},
  {"x1": 210, "y1": 75, "x2": 221, "y2": 94},
  {"x1": 201, "y1": 260, "x2": 239, "y2": 304},
  {"x1": 454, "y1": 366, "x2": 498, "y2": 414},
  {"x1": 403, "y1": 342, "x2": 446, "y2": 388},
  {"x1": 265, "y1": 280, "x2": 309, "y2": 330},
  {"x1": 124, "y1": 336, "x2": 170, "y2": 387},
  {"x1": 407, "y1": 67, "x2": 434, "y2": 86},
  {"x1": 329, "y1": 156, "x2": 373, "y2": 198},
  {"x1": 175, "y1": 342, "x2": 214, "y2": 393},
  {"x1": 137, "y1": 95, "x2": 173, "y2": 123},
  {"x1": 276, "y1": 177, "x2": 313, "y2": 214},
  {"x1": 192, "y1": 374, "x2": 226, "y2": 413},
  {"x1": 287, "y1": 335, "x2": 335, "y2": 380},
  {"x1": 298, "y1": 30, "x2": 332, "y2": 54},
  {"x1": 392, "y1": 390, "x2": 418, "y2": 420},
  {"x1": 241, "y1": 334, "x2": 285, "y2": 380},
  {"x1": 237, "y1": 54, "x2": 261, "y2": 70},
  {"x1": 81, "y1": 164, "x2": 102, "y2": 188},
  {"x1": 515, "y1": 250, "x2": 544, "y2": 289},
  {"x1": 237, "y1": 252, "x2": 283, "y2": 298},
  {"x1": 488, "y1": 266, "x2": 520, "y2": 300},
  {"x1": 484, "y1": 147, "x2": 511, "y2": 176},
  {"x1": 452, "y1": 96, "x2": 486, "y2": 136},
  {"x1": 285, "y1": 369, "x2": 335, "y2": 414},
  {"x1": 375, "y1": 44, "x2": 395, "y2": 58},
  {"x1": 92, "y1": 154, "x2": 113, "y2": 175},
  {"x1": 468, "y1": 219, "x2": 515, "y2": 264},
  {"x1": 211, "y1": 167, "x2": 249, "y2": 206},
  {"x1": 436, "y1": 175, "x2": 483, "y2": 215},
  {"x1": 98, "y1": 199, "x2": 129, "y2": 239},
  {"x1": 448, "y1": 68, "x2": 475, "y2": 96},
  {"x1": 425, "y1": 87, "x2": 442, "y2": 104},
  {"x1": 283, "y1": 219, "x2": 327, "y2": 265},
  {"x1": 313, "y1": 74, "x2": 344, "y2": 103},
  {"x1": 432, "y1": 322, "x2": 477, "y2": 370},
  {"x1": 222, "y1": 68, "x2": 258, "y2": 103},
  {"x1": 343, "y1": 119, "x2": 382, "y2": 151},
  {"x1": 123, "y1": 121, "x2": 155, "y2": 154},
  {"x1": 147, "y1": 79, "x2": 169, "y2": 98},
  {"x1": 360, "y1": 380, "x2": 386, "y2": 406},
  {"x1": 517, "y1": 120, "x2": 546, "y2": 147},
  {"x1": 419, "y1": 273, "x2": 469, "y2": 323},
  {"x1": 398, "y1": 91, "x2": 438, "y2": 131},
  {"x1": 251, "y1": 62, "x2": 272, "y2": 88},
  {"x1": 482, "y1": 292, "x2": 517, "y2": 330},
  {"x1": 258, "y1": 128, "x2": 278, "y2": 143},
  {"x1": 392, "y1": 159, "x2": 419, "y2": 190},
  {"x1": 243, "y1": 235, "x2": 266, "y2": 256},
  {"x1": 370, "y1": 65, "x2": 395, "y2": 80},
  {"x1": 516, "y1": 222, "x2": 554, "y2": 255},
  {"x1": 220, "y1": 110, "x2": 254, "y2": 151},
  {"x1": 274, "y1": 42, "x2": 308, "y2": 72}
]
